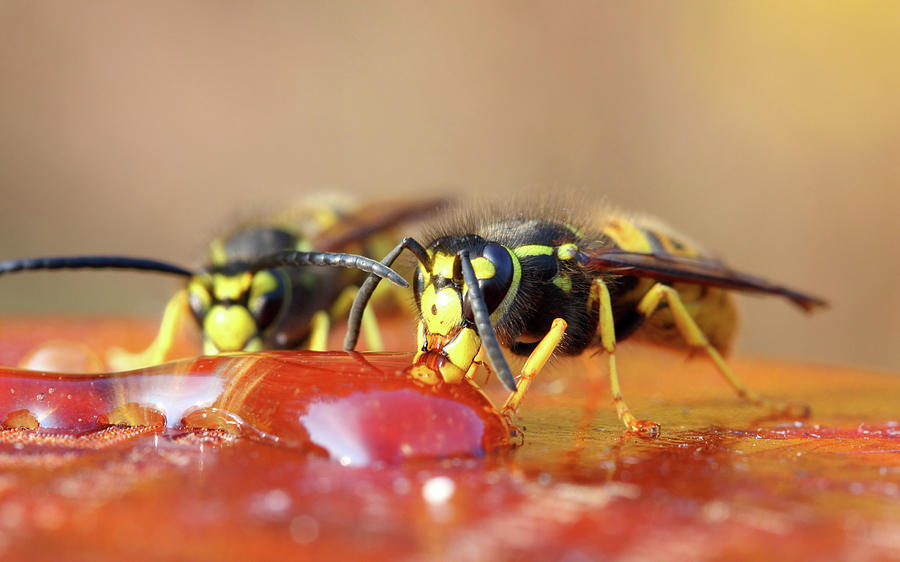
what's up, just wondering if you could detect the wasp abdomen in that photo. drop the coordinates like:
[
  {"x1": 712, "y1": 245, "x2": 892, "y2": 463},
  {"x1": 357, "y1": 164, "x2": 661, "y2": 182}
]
[{"x1": 601, "y1": 218, "x2": 739, "y2": 353}]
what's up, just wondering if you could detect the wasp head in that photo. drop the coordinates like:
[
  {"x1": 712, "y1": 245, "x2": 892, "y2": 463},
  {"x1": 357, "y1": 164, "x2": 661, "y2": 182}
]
[
  {"x1": 411, "y1": 235, "x2": 521, "y2": 385},
  {"x1": 187, "y1": 265, "x2": 287, "y2": 354},
  {"x1": 187, "y1": 227, "x2": 308, "y2": 354}
]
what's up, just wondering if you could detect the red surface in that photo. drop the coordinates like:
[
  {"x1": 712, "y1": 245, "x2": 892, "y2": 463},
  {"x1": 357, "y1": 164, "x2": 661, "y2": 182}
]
[{"x1": 0, "y1": 317, "x2": 897, "y2": 561}]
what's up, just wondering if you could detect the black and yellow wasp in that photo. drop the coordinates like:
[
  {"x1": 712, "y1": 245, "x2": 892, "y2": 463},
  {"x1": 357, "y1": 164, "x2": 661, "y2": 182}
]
[
  {"x1": 0, "y1": 197, "x2": 439, "y2": 370},
  {"x1": 344, "y1": 201, "x2": 827, "y2": 436}
]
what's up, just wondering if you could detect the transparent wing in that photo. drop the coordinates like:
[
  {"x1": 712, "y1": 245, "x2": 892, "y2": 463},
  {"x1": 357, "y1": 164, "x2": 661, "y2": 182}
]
[
  {"x1": 582, "y1": 249, "x2": 827, "y2": 311},
  {"x1": 314, "y1": 199, "x2": 449, "y2": 252}
]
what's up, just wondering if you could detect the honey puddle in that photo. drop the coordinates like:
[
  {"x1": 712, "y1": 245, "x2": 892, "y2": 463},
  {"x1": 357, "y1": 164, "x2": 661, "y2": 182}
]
[{"x1": 0, "y1": 351, "x2": 511, "y2": 466}]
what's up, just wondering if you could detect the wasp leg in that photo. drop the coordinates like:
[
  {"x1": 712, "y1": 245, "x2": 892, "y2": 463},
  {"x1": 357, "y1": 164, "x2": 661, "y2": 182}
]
[
  {"x1": 502, "y1": 318, "x2": 567, "y2": 414},
  {"x1": 464, "y1": 348, "x2": 482, "y2": 380},
  {"x1": 106, "y1": 289, "x2": 190, "y2": 371},
  {"x1": 307, "y1": 310, "x2": 331, "y2": 351},
  {"x1": 636, "y1": 283, "x2": 809, "y2": 418},
  {"x1": 594, "y1": 280, "x2": 661, "y2": 437},
  {"x1": 329, "y1": 285, "x2": 383, "y2": 351},
  {"x1": 465, "y1": 347, "x2": 492, "y2": 386}
]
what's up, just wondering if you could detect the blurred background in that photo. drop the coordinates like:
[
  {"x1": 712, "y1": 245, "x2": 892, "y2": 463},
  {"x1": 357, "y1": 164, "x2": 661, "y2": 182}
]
[{"x1": 0, "y1": 2, "x2": 897, "y2": 372}]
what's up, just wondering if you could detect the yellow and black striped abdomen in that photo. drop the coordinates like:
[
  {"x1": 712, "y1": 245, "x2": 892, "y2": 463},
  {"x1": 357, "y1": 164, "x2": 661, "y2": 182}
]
[{"x1": 600, "y1": 217, "x2": 738, "y2": 354}]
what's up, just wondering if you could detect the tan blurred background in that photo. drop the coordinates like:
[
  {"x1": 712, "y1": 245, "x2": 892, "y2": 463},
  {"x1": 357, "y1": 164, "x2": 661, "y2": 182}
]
[{"x1": 0, "y1": 2, "x2": 897, "y2": 372}]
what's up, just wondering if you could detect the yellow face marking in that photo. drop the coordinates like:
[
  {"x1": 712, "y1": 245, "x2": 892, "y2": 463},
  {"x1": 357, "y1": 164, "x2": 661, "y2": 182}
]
[
  {"x1": 431, "y1": 253, "x2": 457, "y2": 279},
  {"x1": 420, "y1": 284, "x2": 463, "y2": 336},
  {"x1": 203, "y1": 305, "x2": 257, "y2": 352},
  {"x1": 425, "y1": 250, "x2": 495, "y2": 280},
  {"x1": 212, "y1": 273, "x2": 253, "y2": 301},
  {"x1": 553, "y1": 272, "x2": 572, "y2": 292},
  {"x1": 513, "y1": 244, "x2": 554, "y2": 258},
  {"x1": 418, "y1": 265, "x2": 432, "y2": 286},
  {"x1": 603, "y1": 219, "x2": 653, "y2": 252}
]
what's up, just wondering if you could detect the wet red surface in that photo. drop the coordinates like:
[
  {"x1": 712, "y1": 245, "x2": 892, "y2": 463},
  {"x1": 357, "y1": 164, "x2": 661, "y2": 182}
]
[{"x1": 0, "y1": 316, "x2": 897, "y2": 561}]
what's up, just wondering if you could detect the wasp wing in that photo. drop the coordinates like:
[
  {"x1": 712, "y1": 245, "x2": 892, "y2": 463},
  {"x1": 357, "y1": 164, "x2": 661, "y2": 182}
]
[
  {"x1": 583, "y1": 249, "x2": 827, "y2": 312},
  {"x1": 314, "y1": 199, "x2": 449, "y2": 253}
]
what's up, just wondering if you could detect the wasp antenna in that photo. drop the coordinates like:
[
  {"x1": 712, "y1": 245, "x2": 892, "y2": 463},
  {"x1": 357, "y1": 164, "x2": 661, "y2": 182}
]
[
  {"x1": 343, "y1": 237, "x2": 428, "y2": 350},
  {"x1": 458, "y1": 250, "x2": 517, "y2": 392},
  {"x1": 0, "y1": 256, "x2": 194, "y2": 278},
  {"x1": 252, "y1": 251, "x2": 409, "y2": 289},
  {"x1": 783, "y1": 290, "x2": 829, "y2": 312},
  {"x1": 404, "y1": 238, "x2": 432, "y2": 272}
]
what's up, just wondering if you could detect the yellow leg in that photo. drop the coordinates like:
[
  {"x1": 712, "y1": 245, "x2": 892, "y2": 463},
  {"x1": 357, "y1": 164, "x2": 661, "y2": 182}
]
[
  {"x1": 636, "y1": 283, "x2": 807, "y2": 417},
  {"x1": 594, "y1": 280, "x2": 660, "y2": 437},
  {"x1": 308, "y1": 310, "x2": 330, "y2": 351},
  {"x1": 359, "y1": 308, "x2": 383, "y2": 352},
  {"x1": 464, "y1": 348, "x2": 482, "y2": 380},
  {"x1": 330, "y1": 285, "x2": 383, "y2": 351},
  {"x1": 464, "y1": 347, "x2": 492, "y2": 386},
  {"x1": 106, "y1": 289, "x2": 191, "y2": 371},
  {"x1": 502, "y1": 318, "x2": 567, "y2": 414}
]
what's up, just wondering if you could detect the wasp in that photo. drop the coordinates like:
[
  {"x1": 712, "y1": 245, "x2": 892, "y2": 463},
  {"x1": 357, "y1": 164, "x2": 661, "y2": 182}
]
[
  {"x1": 344, "y1": 201, "x2": 827, "y2": 436},
  {"x1": 0, "y1": 197, "x2": 439, "y2": 370}
]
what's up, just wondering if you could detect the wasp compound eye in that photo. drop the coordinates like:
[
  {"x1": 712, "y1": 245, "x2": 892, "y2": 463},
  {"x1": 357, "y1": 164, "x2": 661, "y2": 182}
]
[
  {"x1": 187, "y1": 278, "x2": 212, "y2": 325},
  {"x1": 248, "y1": 270, "x2": 285, "y2": 331},
  {"x1": 463, "y1": 243, "x2": 514, "y2": 322}
]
